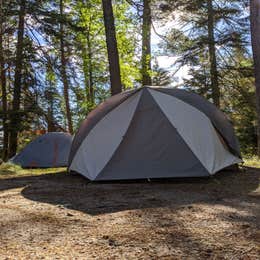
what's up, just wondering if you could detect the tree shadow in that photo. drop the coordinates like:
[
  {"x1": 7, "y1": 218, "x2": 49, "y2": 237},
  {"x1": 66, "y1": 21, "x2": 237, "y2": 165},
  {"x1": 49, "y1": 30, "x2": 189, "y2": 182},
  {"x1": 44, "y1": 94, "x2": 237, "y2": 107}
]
[
  {"x1": 1, "y1": 167, "x2": 259, "y2": 258},
  {"x1": 0, "y1": 167, "x2": 258, "y2": 216}
]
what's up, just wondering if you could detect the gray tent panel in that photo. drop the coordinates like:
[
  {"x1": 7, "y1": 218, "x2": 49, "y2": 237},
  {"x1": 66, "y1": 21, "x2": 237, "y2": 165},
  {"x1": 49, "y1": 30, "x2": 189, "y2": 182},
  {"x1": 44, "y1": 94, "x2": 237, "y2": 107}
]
[
  {"x1": 97, "y1": 89, "x2": 209, "y2": 180},
  {"x1": 68, "y1": 88, "x2": 139, "y2": 165},
  {"x1": 154, "y1": 88, "x2": 241, "y2": 157},
  {"x1": 69, "y1": 86, "x2": 241, "y2": 180},
  {"x1": 12, "y1": 132, "x2": 72, "y2": 168}
]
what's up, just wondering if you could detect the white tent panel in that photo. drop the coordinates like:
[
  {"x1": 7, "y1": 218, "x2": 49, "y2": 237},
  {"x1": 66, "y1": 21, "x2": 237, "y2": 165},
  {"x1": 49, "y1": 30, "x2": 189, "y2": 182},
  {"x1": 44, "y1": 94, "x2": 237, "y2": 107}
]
[
  {"x1": 149, "y1": 89, "x2": 241, "y2": 174},
  {"x1": 69, "y1": 91, "x2": 142, "y2": 180}
]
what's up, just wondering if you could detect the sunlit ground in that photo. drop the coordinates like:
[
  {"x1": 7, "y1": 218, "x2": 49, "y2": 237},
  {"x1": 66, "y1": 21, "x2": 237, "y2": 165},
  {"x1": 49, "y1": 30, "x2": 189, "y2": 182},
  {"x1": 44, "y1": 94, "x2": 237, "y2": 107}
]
[
  {"x1": 0, "y1": 162, "x2": 66, "y2": 179},
  {"x1": 243, "y1": 155, "x2": 260, "y2": 168},
  {"x1": 0, "y1": 159, "x2": 259, "y2": 259}
]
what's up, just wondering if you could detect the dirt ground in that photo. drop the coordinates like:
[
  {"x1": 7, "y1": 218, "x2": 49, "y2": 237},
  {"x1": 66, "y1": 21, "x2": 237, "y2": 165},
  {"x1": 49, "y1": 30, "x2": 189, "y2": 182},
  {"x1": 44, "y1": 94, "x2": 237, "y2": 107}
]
[{"x1": 0, "y1": 167, "x2": 259, "y2": 259}]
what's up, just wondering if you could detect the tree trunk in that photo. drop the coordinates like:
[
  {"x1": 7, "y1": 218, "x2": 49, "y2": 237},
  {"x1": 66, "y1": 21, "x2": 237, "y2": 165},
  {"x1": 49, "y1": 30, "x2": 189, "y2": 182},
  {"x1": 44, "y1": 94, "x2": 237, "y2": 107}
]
[
  {"x1": 8, "y1": 0, "x2": 26, "y2": 158},
  {"x1": 0, "y1": 0, "x2": 8, "y2": 161},
  {"x1": 101, "y1": 0, "x2": 122, "y2": 96},
  {"x1": 86, "y1": 31, "x2": 94, "y2": 104},
  {"x1": 82, "y1": 46, "x2": 90, "y2": 101},
  {"x1": 82, "y1": 30, "x2": 94, "y2": 105},
  {"x1": 60, "y1": 0, "x2": 73, "y2": 134},
  {"x1": 207, "y1": 0, "x2": 220, "y2": 107},
  {"x1": 46, "y1": 89, "x2": 56, "y2": 132},
  {"x1": 141, "y1": 0, "x2": 152, "y2": 86},
  {"x1": 47, "y1": 107, "x2": 56, "y2": 132},
  {"x1": 250, "y1": 0, "x2": 260, "y2": 156}
]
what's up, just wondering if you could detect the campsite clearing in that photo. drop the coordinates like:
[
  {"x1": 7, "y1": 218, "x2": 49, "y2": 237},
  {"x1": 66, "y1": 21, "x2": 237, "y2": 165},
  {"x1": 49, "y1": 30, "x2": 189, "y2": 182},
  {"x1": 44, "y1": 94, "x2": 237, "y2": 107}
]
[{"x1": 0, "y1": 164, "x2": 259, "y2": 259}]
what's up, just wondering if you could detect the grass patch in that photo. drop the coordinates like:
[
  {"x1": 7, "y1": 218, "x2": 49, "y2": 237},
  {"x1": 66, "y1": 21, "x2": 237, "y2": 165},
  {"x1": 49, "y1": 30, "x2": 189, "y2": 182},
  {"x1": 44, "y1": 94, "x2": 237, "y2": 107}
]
[
  {"x1": 0, "y1": 162, "x2": 66, "y2": 179},
  {"x1": 243, "y1": 155, "x2": 260, "y2": 168},
  {"x1": 1, "y1": 155, "x2": 260, "y2": 179}
]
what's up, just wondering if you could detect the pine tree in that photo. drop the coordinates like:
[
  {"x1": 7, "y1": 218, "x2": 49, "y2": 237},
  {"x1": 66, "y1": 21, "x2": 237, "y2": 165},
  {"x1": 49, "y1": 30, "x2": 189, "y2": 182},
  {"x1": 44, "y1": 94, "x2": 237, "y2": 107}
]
[
  {"x1": 250, "y1": 0, "x2": 260, "y2": 156},
  {"x1": 8, "y1": 0, "x2": 26, "y2": 158},
  {"x1": 0, "y1": 0, "x2": 8, "y2": 160},
  {"x1": 160, "y1": 0, "x2": 247, "y2": 107},
  {"x1": 102, "y1": 0, "x2": 122, "y2": 95},
  {"x1": 141, "y1": 0, "x2": 152, "y2": 86}
]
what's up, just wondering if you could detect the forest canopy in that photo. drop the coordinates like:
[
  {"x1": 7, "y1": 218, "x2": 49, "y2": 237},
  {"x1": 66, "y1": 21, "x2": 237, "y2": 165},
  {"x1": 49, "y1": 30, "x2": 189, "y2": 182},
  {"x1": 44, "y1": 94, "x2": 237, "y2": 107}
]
[{"x1": 0, "y1": 0, "x2": 257, "y2": 159}]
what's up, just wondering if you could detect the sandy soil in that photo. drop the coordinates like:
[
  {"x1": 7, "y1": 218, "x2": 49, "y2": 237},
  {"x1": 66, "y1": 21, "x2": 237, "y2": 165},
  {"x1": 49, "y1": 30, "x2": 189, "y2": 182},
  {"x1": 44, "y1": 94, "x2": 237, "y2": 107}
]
[{"x1": 0, "y1": 167, "x2": 259, "y2": 259}]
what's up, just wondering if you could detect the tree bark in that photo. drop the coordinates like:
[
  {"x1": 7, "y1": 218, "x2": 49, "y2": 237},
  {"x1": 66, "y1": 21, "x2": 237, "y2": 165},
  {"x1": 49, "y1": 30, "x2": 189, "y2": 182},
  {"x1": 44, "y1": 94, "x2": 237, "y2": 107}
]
[
  {"x1": 8, "y1": 0, "x2": 26, "y2": 158},
  {"x1": 46, "y1": 89, "x2": 56, "y2": 132},
  {"x1": 60, "y1": 0, "x2": 73, "y2": 134},
  {"x1": 0, "y1": 0, "x2": 8, "y2": 161},
  {"x1": 86, "y1": 31, "x2": 94, "y2": 104},
  {"x1": 101, "y1": 0, "x2": 122, "y2": 96},
  {"x1": 82, "y1": 45, "x2": 90, "y2": 100},
  {"x1": 250, "y1": 0, "x2": 260, "y2": 156},
  {"x1": 47, "y1": 107, "x2": 56, "y2": 132},
  {"x1": 141, "y1": 0, "x2": 152, "y2": 86},
  {"x1": 207, "y1": 0, "x2": 220, "y2": 107}
]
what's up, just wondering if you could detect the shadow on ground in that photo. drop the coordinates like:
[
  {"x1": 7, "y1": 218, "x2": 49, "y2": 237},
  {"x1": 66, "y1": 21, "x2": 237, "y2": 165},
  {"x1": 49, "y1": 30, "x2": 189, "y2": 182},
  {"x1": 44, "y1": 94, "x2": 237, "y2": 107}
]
[{"x1": 0, "y1": 167, "x2": 259, "y2": 216}]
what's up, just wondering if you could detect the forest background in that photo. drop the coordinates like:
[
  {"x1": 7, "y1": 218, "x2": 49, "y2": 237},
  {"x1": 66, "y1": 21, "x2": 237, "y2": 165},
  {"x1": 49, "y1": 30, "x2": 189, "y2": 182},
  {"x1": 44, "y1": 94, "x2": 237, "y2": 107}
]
[{"x1": 0, "y1": 0, "x2": 257, "y2": 160}]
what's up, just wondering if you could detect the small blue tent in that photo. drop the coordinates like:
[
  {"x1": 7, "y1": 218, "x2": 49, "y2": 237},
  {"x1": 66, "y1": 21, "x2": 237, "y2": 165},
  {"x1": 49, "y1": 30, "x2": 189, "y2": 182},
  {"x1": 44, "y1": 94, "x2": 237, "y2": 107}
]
[{"x1": 11, "y1": 132, "x2": 72, "y2": 168}]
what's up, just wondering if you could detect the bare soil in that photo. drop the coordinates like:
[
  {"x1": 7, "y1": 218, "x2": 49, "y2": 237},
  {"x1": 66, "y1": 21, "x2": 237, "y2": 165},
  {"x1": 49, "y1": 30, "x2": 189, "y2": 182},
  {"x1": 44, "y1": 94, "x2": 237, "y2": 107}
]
[{"x1": 0, "y1": 167, "x2": 259, "y2": 259}]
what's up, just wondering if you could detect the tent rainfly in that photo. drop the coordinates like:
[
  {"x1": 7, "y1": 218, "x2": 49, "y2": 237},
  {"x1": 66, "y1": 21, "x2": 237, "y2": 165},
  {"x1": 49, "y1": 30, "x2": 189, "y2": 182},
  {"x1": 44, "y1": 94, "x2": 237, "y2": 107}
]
[
  {"x1": 11, "y1": 132, "x2": 73, "y2": 168},
  {"x1": 69, "y1": 86, "x2": 242, "y2": 180}
]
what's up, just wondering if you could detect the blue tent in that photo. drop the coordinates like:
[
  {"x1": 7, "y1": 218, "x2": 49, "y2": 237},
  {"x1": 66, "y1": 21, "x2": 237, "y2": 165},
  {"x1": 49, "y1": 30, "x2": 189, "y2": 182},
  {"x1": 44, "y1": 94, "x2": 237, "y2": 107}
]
[{"x1": 11, "y1": 132, "x2": 72, "y2": 168}]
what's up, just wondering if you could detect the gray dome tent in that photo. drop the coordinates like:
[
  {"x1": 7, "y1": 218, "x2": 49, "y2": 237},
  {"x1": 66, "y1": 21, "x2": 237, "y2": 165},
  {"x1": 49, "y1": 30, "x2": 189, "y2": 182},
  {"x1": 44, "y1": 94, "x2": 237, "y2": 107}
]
[
  {"x1": 69, "y1": 86, "x2": 242, "y2": 181},
  {"x1": 12, "y1": 132, "x2": 73, "y2": 168}
]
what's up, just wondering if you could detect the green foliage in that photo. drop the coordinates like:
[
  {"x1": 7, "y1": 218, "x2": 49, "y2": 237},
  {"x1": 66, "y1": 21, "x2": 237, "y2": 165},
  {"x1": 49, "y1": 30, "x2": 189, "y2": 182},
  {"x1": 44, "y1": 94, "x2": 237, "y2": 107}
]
[
  {"x1": 243, "y1": 156, "x2": 260, "y2": 168},
  {"x1": 219, "y1": 52, "x2": 257, "y2": 154},
  {"x1": 152, "y1": 60, "x2": 171, "y2": 86},
  {"x1": 159, "y1": 0, "x2": 255, "y2": 154},
  {"x1": 0, "y1": 0, "x2": 257, "y2": 158}
]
